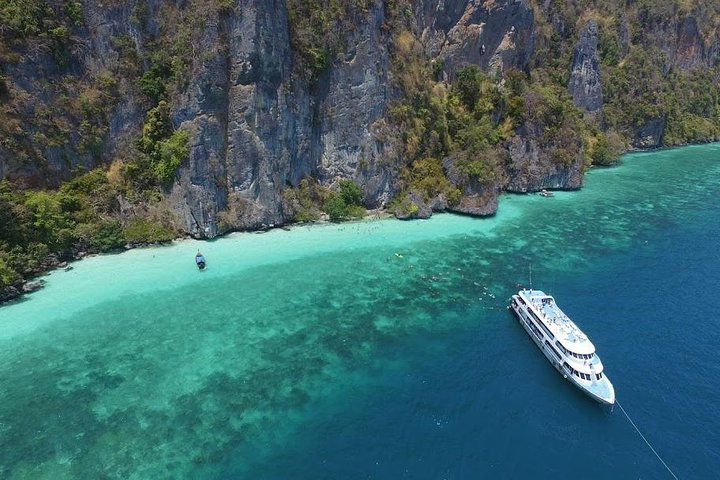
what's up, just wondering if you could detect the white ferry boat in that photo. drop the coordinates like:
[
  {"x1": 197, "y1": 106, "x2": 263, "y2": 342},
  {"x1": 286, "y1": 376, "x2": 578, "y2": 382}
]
[{"x1": 510, "y1": 289, "x2": 615, "y2": 405}]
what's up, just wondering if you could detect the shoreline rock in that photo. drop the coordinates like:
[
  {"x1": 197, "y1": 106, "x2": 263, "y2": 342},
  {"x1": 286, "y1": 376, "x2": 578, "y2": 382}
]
[{"x1": 0, "y1": 138, "x2": 710, "y2": 307}]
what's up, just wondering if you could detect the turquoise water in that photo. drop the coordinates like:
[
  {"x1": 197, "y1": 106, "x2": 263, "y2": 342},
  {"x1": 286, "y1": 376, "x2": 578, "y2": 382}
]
[{"x1": 2, "y1": 144, "x2": 720, "y2": 478}]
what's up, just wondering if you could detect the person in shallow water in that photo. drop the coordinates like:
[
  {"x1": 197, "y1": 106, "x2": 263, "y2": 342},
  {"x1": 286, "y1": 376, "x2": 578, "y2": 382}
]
[{"x1": 195, "y1": 251, "x2": 206, "y2": 269}]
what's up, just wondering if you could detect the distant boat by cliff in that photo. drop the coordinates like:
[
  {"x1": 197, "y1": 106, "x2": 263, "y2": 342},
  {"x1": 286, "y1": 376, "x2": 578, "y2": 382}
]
[{"x1": 195, "y1": 251, "x2": 206, "y2": 270}]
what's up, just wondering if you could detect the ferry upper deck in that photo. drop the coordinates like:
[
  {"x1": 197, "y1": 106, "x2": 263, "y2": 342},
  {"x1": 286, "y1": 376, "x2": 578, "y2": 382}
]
[{"x1": 517, "y1": 289, "x2": 596, "y2": 356}]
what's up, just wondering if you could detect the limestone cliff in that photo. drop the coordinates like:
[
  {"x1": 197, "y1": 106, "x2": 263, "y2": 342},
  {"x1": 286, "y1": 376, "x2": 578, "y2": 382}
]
[
  {"x1": 568, "y1": 21, "x2": 602, "y2": 114},
  {"x1": 1, "y1": 0, "x2": 719, "y2": 238}
]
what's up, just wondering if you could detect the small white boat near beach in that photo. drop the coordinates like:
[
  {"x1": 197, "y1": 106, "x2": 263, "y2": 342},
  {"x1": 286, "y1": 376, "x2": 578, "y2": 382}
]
[{"x1": 510, "y1": 289, "x2": 615, "y2": 405}]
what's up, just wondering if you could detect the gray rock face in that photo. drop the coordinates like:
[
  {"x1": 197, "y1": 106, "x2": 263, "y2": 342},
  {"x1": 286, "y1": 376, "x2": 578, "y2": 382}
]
[
  {"x1": 22, "y1": 280, "x2": 44, "y2": 293},
  {"x1": 394, "y1": 189, "x2": 434, "y2": 220},
  {"x1": 651, "y1": 16, "x2": 709, "y2": 72},
  {"x1": 0, "y1": 286, "x2": 20, "y2": 304},
  {"x1": 443, "y1": 154, "x2": 502, "y2": 217},
  {"x1": 0, "y1": 0, "x2": 583, "y2": 228},
  {"x1": 315, "y1": 4, "x2": 395, "y2": 209},
  {"x1": 505, "y1": 135, "x2": 584, "y2": 192},
  {"x1": 618, "y1": 15, "x2": 631, "y2": 58},
  {"x1": 569, "y1": 21, "x2": 602, "y2": 113},
  {"x1": 161, "y1": 0, "x2": 399, "y2": 236},
  {"x1": 170, "y1": 0, "x2": 304, "y2": 236},
  {"x1": 420, "y1": 0, "x2": 536, "y2": 77},
  {"x1": 3, "y1": 1, "x2": 720, "y2": 235},
  {"x1": 674, "y1": 17, "x2": 706, "y2": 71},
  {"x1": 448, "y1": 186, "x2": 500, "y2": 216},
  {"x1": 634, "y1": 118, "x2": 666, "y2": 148}
]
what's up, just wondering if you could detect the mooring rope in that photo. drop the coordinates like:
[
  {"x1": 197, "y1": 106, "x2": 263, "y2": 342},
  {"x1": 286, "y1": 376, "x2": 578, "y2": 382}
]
[{"x1": 616, "y1": 400, "x2": 679, "y2": 480}]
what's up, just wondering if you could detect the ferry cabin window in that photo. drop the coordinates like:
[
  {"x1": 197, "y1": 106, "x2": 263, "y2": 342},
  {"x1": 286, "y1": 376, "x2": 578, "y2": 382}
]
[
  {"x1": 551, "y1": 346, "x2": 562, "y2": 360},
  {"x1": 566, "y1": 365, "x2": 591, "y2": 380},
  {"x1": 563, "y1": 363, "x2": 584, "y2": 379},
  {"x1": 545, "y1": 341, "x2": 562, "y2": 360},
  {"x1": 565, "y1": 350, "x2": 593, "y2": 360},
  {"x1": 528, "y1": 322, "x2": 540, "y2": 339},
  {"x1": 528, "y1": 310, "x2": 555, "y2": 340}
]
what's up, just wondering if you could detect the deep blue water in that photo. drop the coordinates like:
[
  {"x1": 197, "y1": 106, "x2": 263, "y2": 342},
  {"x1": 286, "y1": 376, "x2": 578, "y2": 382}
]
[
  {"x1": 225, "y1": 149, "x2": 720, "y2": 479},
  {"x1": 234, "y1": 221, "x2": 720, "y2": 479},
  {"x1": 235, "y1": 227, "x2": 720, "y2": 479},
  {"x1": 2, "y1": 144, "x2": 720, "y2": 479}
]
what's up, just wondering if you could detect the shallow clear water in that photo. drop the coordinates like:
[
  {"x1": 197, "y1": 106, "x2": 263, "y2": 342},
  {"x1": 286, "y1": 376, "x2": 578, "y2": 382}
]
[{"x1": 2, "y1": 144, "x2": 720, "y2": 479}]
